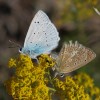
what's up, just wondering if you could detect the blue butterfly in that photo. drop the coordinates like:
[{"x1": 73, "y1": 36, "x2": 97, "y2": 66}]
[{"x1": 19, "y1": 10, "x2": 60, "y2": 59}]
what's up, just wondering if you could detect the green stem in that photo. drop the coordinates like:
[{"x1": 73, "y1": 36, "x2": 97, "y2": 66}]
[
  {"x1": 48, "y1": 87, "x2": 56, "y2": 92},
  {"x1": 46, "y1": 69, "x2": 56, "y2": 91}
]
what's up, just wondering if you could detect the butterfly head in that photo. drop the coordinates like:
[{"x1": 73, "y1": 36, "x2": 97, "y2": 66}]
[
  {"x1": 19, "y1": 48, "x2": 23, "y2": 53},
  {"x1": 18, "y1": 47, "x2": 37, "y2": 59},
  {"x1": 19, "y1": 47, "x2": 27, "y2": 54}
]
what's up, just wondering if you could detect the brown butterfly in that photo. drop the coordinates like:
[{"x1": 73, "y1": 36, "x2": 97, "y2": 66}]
[{"x1": 53, "y1": 41, "x2": 96, "y2": 77}]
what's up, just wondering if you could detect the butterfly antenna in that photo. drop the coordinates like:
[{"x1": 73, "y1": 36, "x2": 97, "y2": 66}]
[{"x1": 9, "y1": 40, "x2": 21, "y2": 48}]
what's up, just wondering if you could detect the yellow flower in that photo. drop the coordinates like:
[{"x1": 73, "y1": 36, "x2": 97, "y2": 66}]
[
  {"x1": 74, "y1": 73, "x2": 94, "y2": 88},
  {"x1": 8, "y1": 58, "x2": 16, "y2": 68},
  {"x1": 74, "y1": 73, "x2": 100, "y2": 100},
  {"x1": 5, "y1": 54, "x2": 54, "y2": 100},
  {"x1": 53, "y1": 76, "x2": 90, "y2": 100},
  {"x1": 5, "y1": 54, "x2": 100, "y2": 100}
]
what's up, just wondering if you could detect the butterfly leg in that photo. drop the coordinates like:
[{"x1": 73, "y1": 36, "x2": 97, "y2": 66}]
[{"x1": 53, "y1": 72, "x2": 58, "y2": 78}]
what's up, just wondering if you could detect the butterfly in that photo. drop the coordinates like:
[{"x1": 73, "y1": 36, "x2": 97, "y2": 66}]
[
  {"x1": 53, "y1": 41, "x2": 96, "y2": 77},
  {"x1": 19, "y1": 10, "x2": 60, "y2": 59}
]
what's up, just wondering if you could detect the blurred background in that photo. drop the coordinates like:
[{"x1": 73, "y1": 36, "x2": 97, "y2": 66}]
[{"x1": 0, "y1": 0, "x2": 100, "y2": 99}]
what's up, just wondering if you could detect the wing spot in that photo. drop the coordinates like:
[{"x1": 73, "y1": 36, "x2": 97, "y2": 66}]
[
  {"x1": 46, "y1": 40, "x2": 47, "y2": 42},
  {"x1": 61, "y1": 53, "x2": 63, "y2": 55},
  {"x1": 34, "y1": 33, "x2": 35, "y2": 34},
  {"x1": 85, "y1": 60, "x2": 87, "y2": 62},
  {"x1": 27, "y1": 50, "x2": 30, "y2": 54},
  {"x1": 65, "y1": 51, "x2": 67, "y2": 53},
  {"x1": 74, "y1": 63, "x2": 76, "y2": 65},
  {"x1": 37, "y1": 21, "x2": 39, "y2": 23},
  {"x1": 36, "y1": 44, "x2": 37, "y2": 45},
  {"x1": 45, "y1": 33, "x2": 46, "y2": 35},
  {"x1": 34, "y1": 22, "x2": 36, "y2": 23},
  {"x1": 47, "y1": 44, "x2": 48, "y2": 46}
]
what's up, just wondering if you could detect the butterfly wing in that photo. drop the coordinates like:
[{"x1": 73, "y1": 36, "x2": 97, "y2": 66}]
[
  {"x1": 24, "y1": 10, "x2": 51, "y2": 46},
  {"x1": 23, "y1": 10, "x2": 60, "y2": 58},
  {"x1": 56, "y1": 41, "x2": 96, "y2": 73}
]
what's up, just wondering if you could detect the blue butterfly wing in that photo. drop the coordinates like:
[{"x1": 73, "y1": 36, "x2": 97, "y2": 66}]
[{"x1": 23, "y1": 10, "x2": 60, "y2": 58}]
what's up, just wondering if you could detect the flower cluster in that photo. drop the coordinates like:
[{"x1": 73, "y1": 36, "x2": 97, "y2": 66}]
[
  {"x1": 5, "y1": 54, "x2": 100, "y2": 100},
  {"x1": 74, "y1": 73, "x2": 100, "y2": 100},
  {"x1": 53, "y1": 76, "x2": 90, "y2": 100},
  {"x1": 53, "y1": 73, "x2": 100, "y2": 100},
  {"x1": 5, "y1": 54, "x2": 55, "y2": 100}
]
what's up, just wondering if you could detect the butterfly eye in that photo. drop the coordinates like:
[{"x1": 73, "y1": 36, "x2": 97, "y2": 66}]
[
  {"x1": 60, "y1": 73, "x2": 64, "y2": 77},
  {"x1": 19, "y1": 48, "x2": 22, "y2": 51},
  {"x1": 74, "y1": 62, "x2": 77, "y2": 65}
]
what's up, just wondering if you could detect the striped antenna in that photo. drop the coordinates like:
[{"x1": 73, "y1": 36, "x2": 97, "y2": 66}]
[{"x1": 9, "y1": 40, "x2": 21, "y2": 48}]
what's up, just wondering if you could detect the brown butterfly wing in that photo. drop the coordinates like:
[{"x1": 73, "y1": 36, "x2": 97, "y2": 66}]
[
  {"x1": 56, "y1": 41, "x2": 78, "y2": 72},
  {"x1": 56, "y1": 41, "x2": 96, "y2": 73},
  {"x1": 55, "y1": 43, "x2": 72, "y2": 72}
]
